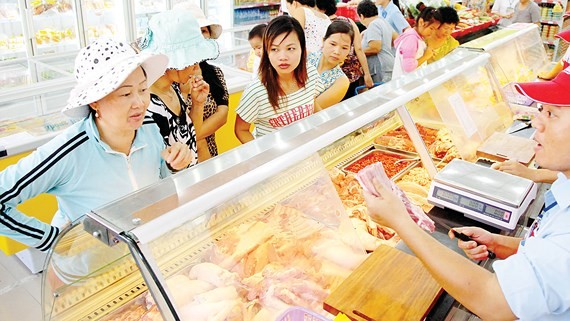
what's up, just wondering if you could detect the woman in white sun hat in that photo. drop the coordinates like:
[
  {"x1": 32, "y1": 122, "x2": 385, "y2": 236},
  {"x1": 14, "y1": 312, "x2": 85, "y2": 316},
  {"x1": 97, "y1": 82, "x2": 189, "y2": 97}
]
[
  {"x1": 173, "y1": 2, "x2": 229, "y2": 159},
  {"x1": 0, "y1": 38, "x2": 194, "y2": 251},
  {"x1": 140, "y1": 10, "x2": 218, "y2": 163}
]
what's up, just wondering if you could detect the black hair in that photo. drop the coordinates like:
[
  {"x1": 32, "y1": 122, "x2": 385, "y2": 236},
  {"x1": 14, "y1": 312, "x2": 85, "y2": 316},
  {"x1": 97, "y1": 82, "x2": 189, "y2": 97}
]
[
  {"x1": 259, "y1": 15, "x2": 307, "y2": 111},
  {"x1": 357, "y1": 0, "x2": 378, "y2": 18},
  {"x1": 286, "y1": 0, "x2": 316, "y2": 6},
  {"x1": 415, "y1": 2, "x2": 442, "y2": 25},
  {"x1": 248, "y1": 23, "x2": 267, "y2": 40},
  {"x1": 438, "y1": 6, "x2": 460, "y2": 25},
  {"x1": 324, "y1": 20, "x2": 354, "y2": 45},
  {"x1": 316, "y1": 0, "x2": 337, "y2": 16}
]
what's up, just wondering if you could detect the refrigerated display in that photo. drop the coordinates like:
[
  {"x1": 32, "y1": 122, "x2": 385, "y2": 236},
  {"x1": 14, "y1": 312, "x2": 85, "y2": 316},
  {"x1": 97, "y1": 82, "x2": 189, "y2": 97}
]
[
  {"x1": 80, "y1": 0, "x2": 128, "y2": 43},
  {"x1": 39, "y1": 48, "x2": 518, "y2": 321},
  {"x1": 0, "y1": 0, "x2": 26, "y2": 60},
  {"x1": 28, "y1": 0, "x2": 81, "y2": 56}
]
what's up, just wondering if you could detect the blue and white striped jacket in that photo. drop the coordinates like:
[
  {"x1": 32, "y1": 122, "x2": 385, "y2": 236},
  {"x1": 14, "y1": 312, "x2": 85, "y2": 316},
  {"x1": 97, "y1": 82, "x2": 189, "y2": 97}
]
[{"x1": 0, "y1": 115, "x2": 170, "y2": 251}]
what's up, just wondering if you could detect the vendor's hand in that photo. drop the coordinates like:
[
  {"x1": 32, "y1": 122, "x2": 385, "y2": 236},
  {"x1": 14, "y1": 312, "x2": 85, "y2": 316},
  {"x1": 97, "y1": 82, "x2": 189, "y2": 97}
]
[
  {"x1": 161, "y1": 142, "x2": 193, "y2": 170},
  {"x1": 491, "y1": 160, "x2": 535, "y2": 181},
  {"x1": 449, "y1": 226, "x2": 495, "y2": 261},
  {"x1": 190, "y1": 75, "x2": 210, "y2": 105},
  {"x1": 363, "y1": 178, "x2": 411, "y2": 229},
  {"x1": 504, "y1": 13, "x2": 513, "y2": 19},
  {"x1": 364, "y1": 73, "x2": 374, "y2": 88}
]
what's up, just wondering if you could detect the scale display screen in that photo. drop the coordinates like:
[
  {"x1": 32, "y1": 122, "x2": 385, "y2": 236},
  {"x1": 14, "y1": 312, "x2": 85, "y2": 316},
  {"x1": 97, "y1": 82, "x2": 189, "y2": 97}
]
[{"x1": 434, "y1": 187, "x2": 511, "y2": 223}]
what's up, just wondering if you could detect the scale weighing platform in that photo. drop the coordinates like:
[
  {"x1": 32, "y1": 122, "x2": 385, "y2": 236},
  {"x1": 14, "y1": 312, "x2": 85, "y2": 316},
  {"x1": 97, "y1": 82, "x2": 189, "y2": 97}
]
[{"x1": 428, "y1": 159, "x2": 537, "y2": 230}]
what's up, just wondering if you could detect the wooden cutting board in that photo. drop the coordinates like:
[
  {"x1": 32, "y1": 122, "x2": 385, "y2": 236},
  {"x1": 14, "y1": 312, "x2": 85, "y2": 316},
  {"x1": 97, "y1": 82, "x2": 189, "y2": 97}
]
[
  {"x1": 324, "y1": 245, "x2": 443, "y2": 321},
  {"x1": 476, "y1": 131, "x2": 536, "y2": 165}
]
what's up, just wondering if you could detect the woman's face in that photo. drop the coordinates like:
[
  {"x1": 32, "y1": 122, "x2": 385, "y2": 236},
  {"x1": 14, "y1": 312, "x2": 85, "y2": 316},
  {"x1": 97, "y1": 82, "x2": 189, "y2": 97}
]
[
  {"x1": 165, "y1": 64, "x2": 200, "y2": 84},
  {"x1": 201, "y1": 26, "x2": 211, "y2": 39},
  {"x1": 322, "y1": 32, "x2": 352, "y2": 66},
  {"x1": 435, "y1": 23, "x2": 456, "y2": 39},
  {"x1": 268, "y1": 31, "x2": 302, "y2": 77},
  {"x1": 418, "y1": 19, "x2": 441, "y2": 38},
  {"x1": 92, "y1": 67, "x2": 149, "y2": 132}
]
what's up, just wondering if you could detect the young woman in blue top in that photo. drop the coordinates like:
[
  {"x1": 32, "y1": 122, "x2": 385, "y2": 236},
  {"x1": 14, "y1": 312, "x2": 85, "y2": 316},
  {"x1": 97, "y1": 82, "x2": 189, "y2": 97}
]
[
  {"x1": 364, "y1": 69, "x2": 570, "y2": 320},
  {"x1": 307, "y1": 20, "x2": 353, "y2": 108},
  {"x1": 0, "y1": 38, "x2": 195, "y2": 251}
]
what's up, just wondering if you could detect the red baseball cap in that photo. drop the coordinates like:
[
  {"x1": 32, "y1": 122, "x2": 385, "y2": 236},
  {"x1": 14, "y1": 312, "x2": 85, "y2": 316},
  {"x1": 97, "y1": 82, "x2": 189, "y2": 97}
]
[
  {"x1": 515, "y1": 68, "x2": 570, "y2": 106},
  {"x1": 556, "y1": 29, "x2": 570, "y2": 42}
]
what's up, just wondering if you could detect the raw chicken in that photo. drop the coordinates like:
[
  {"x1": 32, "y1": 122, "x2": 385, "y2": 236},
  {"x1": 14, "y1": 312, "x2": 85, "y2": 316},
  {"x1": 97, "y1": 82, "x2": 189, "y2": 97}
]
[{"x1": 189, "y1": 262, "x2": 239, "y2": 288}]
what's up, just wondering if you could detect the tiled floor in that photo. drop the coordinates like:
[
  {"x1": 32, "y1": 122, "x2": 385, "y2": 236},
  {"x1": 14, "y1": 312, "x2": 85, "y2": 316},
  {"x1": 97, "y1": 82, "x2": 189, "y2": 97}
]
[{"x1": 0, "y1": 251, "x2": 43, "y2": 321}]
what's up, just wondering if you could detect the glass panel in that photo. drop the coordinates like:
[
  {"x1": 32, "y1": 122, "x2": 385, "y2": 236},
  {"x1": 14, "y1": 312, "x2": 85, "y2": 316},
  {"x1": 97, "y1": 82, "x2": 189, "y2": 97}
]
[
  {"x1": 42, "y1": 223, "x2": 159, "y2": 321},
  {"x1": 80, "y1": 0, "x2": 127, "y2": 44},
  {"x1": 427, "y1": 64, "x2": 512, "y2": 161},
  {"x1": 0, "y1": 0, "x2": 26, "y2": 61},
  {"x1": 143, "y1": 154, "x2": 366, "y2": 319},
  {"x1": 29, "y1": 0, "x2": 81, "y2": 55},
  {"x1": 133, "y1": 0, "x2": 167, "y2": 40}
]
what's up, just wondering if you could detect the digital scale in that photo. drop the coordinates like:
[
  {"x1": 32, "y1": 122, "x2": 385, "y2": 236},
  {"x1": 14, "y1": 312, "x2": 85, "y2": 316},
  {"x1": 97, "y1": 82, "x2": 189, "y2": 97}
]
[{"x1": 428, "y1": 159, "x2": 537, "y2": 230}]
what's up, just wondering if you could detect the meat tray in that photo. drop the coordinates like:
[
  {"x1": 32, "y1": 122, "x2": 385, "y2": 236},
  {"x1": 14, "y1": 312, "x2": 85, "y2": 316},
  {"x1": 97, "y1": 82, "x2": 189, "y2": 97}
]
[{"x1": 338, "y1": 147, "x2": 420, "y2": 179}]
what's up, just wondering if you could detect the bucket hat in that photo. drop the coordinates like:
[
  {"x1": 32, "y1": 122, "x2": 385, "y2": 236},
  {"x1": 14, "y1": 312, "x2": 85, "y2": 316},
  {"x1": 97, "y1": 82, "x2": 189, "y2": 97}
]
[
  {"x1": 140, "y1": 10, "x2": 219, "y2": 70},
  {"x1": 173, "y1": 2, "x2": 223, "y2": 39},
  {"x1": 63, "y1": 38, "x2": 168, "y2": 119},
  {"x1": 515, "y1": 67, "x2": 570, "y2": 106}
]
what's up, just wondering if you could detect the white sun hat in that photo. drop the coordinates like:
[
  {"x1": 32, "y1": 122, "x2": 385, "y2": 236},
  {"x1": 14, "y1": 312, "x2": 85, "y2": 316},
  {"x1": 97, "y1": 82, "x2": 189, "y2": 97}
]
[
  {"x1": 63, "y1": 38, "x2": 168, "y2": 119},
  {"x1": 172, "y1": 2, "x2": 223, "y2": 39}
]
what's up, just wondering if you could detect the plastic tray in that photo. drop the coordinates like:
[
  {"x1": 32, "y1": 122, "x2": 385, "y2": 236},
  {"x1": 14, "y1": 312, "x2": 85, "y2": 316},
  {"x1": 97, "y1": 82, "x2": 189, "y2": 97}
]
[{"x1": 275, "y1": 307, "x2": 331, "y2": 321}]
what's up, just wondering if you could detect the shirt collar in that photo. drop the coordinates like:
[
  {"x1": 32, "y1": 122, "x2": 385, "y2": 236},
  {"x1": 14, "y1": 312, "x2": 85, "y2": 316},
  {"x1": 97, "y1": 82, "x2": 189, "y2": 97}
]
[
  {"x1": 85, "y1": 115, "x2": 147, "y2": 154},
  {"x1": 550, "y1": 172, "x2": 570, "y2": 209}
]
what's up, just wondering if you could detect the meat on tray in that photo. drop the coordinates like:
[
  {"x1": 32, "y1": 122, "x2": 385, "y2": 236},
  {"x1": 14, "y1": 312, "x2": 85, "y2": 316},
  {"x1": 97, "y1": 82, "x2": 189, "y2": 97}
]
[
  {"x1": 344, "y1": 151, "x2": 411, "y2": 178},
  {"x1": 356, "y1": 162, "x2": 435, "y2": 233},
  {"x1": 374, "y1": 124, "x2": 439, "y2": 152}
]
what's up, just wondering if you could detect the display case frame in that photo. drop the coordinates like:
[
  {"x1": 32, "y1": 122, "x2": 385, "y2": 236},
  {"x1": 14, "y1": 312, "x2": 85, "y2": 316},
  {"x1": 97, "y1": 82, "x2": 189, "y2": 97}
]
[{"x1": 36, "y1": 49, "x2": 508, "y2": 321}]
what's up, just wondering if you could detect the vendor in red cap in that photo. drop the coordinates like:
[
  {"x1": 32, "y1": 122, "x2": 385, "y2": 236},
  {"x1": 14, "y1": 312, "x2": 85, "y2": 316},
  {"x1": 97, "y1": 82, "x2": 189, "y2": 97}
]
[
  {"x1": 364, "y1": 69, "x2": 570, "y2": 320},
  {"x1": 538, "y1": 29, "x2": 570, "y2": 80}
]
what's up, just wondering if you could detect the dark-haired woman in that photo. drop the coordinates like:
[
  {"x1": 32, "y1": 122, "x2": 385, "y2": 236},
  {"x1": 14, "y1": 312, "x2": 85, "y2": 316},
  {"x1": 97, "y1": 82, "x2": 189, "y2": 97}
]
[
  {"x1": 426, "y1": 6, "x2": 460, "y2": 63},
  {"x1": 307, "y1": 20, "x2": 352, "y2": 108},
  {"x1": 393, "y1": 3, "x2": 442, "y2": 78},
  {"x1": 234, "y1": 16, "x2": 326, "y2": 143},
  {"x1": 316, "y1": 0, "x2": 374, "y2": 100}
]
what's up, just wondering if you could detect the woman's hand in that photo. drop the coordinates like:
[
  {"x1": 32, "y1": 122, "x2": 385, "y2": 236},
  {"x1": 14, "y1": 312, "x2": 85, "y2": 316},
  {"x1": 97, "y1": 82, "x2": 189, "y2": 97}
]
[
  {"x1": 364, "y1": 73, "x2": 374, "y2": 88},
  {"x1": 449, "y1": 226, "x2": 496, "y2": 261},
  {"x1": 190, "y1": 75, "x2": 210, "y2": 105},
  {"x1": 161, "y1": 142, "x2": 193, "y2": 170},
  {"x1": 363, "y1": 178, "x2": 412, "y2": 229}
]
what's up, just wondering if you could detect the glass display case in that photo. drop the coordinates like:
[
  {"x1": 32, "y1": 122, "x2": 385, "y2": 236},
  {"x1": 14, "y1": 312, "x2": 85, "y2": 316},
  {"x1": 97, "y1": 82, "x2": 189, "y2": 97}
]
[
  {"x1": 460, "y1": 23, "x2": 547, "y2": 105},
  {"x1": 28, "y1": 0, "x2": 81, "y2": 56},
  {"x1": 80, "y1": 0, "x2": 128, "y2": 44},
  {"x1": 40, "y1": 48, "x2": 514, "y2": 321},
  {"x1": 0, "y1": 0, "x2": 27, "y2": 61},
  {"x1": 0, "y1": 53, "x2": 75, "y2": 121}
]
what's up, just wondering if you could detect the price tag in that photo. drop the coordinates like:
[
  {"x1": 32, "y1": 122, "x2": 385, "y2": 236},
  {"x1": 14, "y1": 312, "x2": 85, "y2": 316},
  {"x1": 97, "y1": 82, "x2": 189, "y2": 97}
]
[{"x1": 448, "y1": 93, "x2": 478, "y2": 138}]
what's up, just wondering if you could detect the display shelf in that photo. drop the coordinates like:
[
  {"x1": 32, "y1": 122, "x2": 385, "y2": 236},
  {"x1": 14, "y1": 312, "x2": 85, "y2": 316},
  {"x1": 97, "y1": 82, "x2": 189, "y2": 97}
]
[
  {"x1": 541, "y1": 19, "x2": 561, "y2": 24},
  {"x1": 536, "y1": 0, "x2": 567, "y2": 60},
  {"x1": 234, "y1": 2, "x2": 280, "y2": 9}
]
